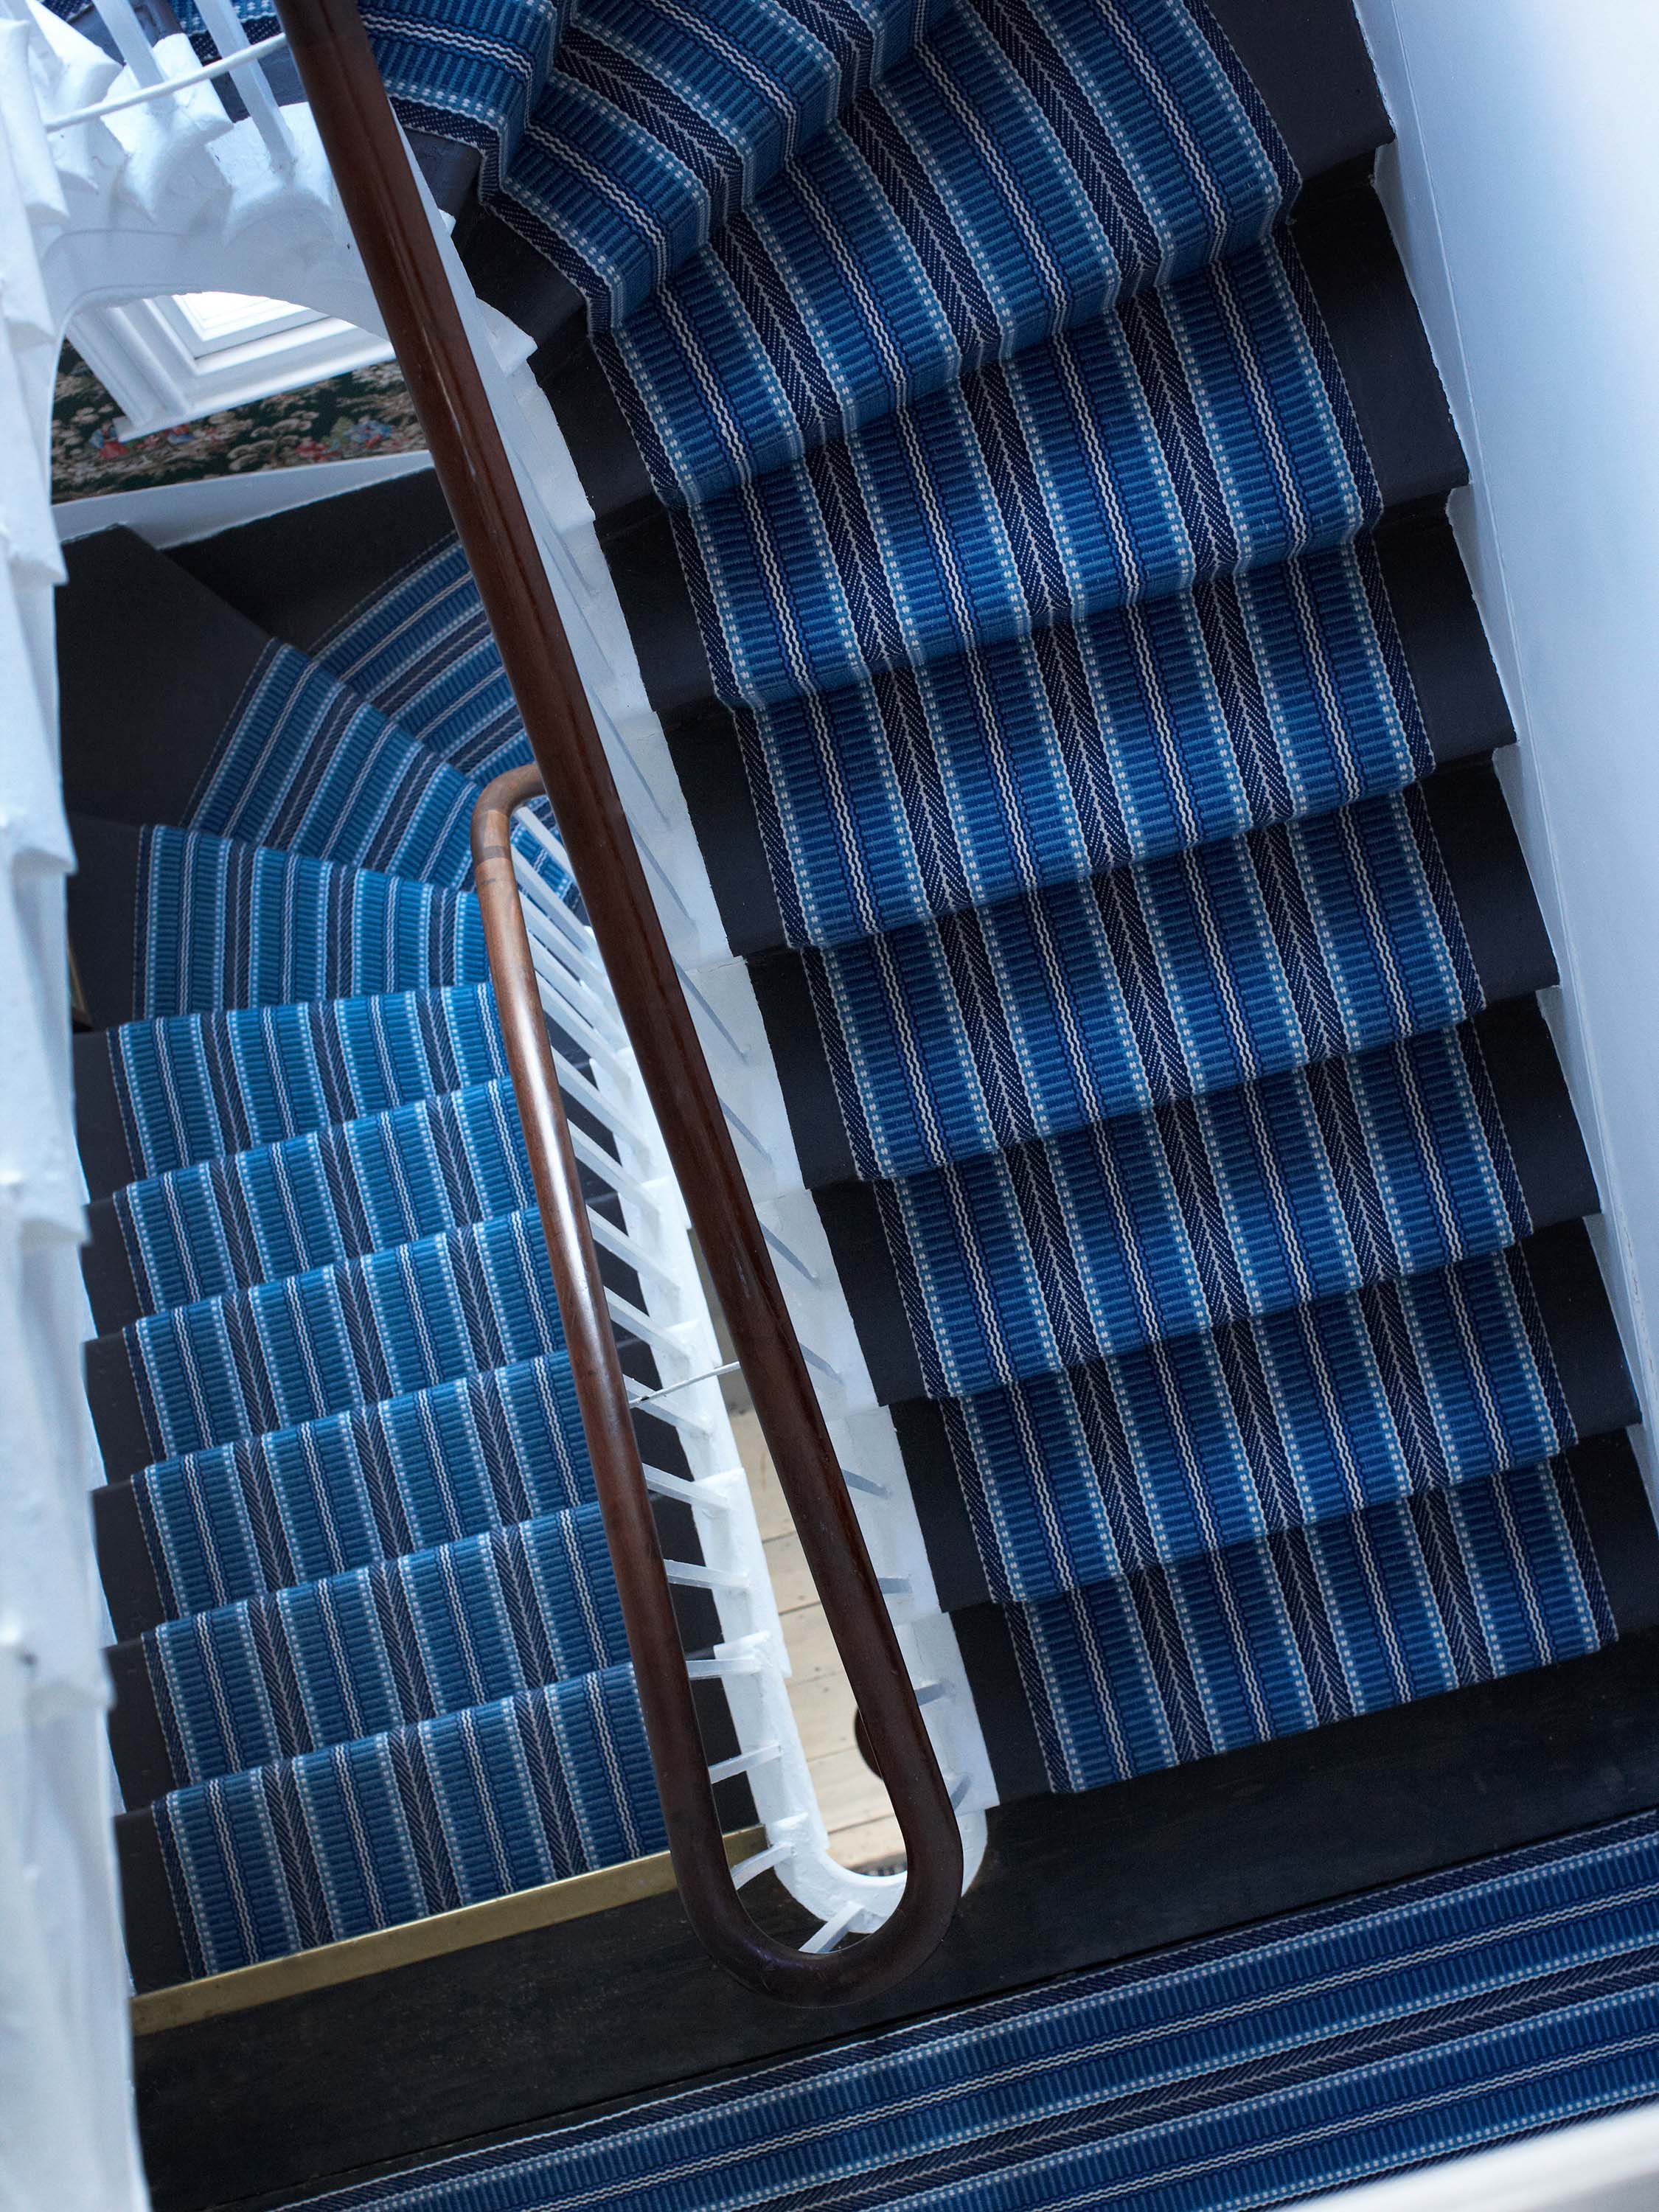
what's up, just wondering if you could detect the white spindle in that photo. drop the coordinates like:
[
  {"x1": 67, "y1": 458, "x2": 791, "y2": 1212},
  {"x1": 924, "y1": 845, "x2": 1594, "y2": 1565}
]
[
  {"x1": 189, "y1": 0, "x2": 296, "y2": 168},
  {"x1": 83, "y1": 0, "x2": 162, "y2": 83}
]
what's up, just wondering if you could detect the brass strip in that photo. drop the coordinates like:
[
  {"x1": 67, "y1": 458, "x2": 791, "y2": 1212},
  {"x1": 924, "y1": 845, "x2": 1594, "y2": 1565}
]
[
  {"x1": 68, "y1": 938, "x2": 91, "y2": 1029},
  {"x1": 131, "y1": 1827, "x2": 766, "y2": 2037}
]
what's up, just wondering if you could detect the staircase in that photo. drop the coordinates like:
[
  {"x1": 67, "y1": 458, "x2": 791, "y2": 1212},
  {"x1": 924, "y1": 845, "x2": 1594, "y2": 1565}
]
[
  {"x1": 371, "y1": 0, "x2": 1655, "y2": 1839},
  {"x1": 64, "y1": 489, "x2": 773, "y2": 1987},
  {"x1": 48, "y1": 0, "x2": 1659, "y2": 2203}
]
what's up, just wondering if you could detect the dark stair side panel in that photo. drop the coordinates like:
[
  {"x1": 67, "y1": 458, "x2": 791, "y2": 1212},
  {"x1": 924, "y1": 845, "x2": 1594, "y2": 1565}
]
[
  {"x1": 166, "y1": 468, "x2": 456, "y2": 656},
  {"x1": 1374, "y1": 507, "x2": 1513, "y2": 763},
  {"x1": 454, "y1": 198, "x2": 586, "y2": 362},
  {"x1": 1476, "y1": 995, "x2": 1599, "y2": 1228},
  {"x1": 1202, "y1": 0, "x2": 1391, "y2": 181},
  {"x1": 72, "y1": 1020, "x2": 138, "y2": 1192},
  {"x1": 1290, "y1": 164, "x2": 1467, "y2": 512},
  {"x1": 66, "y1": 815, "x2": 153, "y2": 1032},
  {"x1": 93, "y1": 1480, "x2": 167, "y2": 1642},
  {"x1": 56, "y1": 529, "x2": 270, "y2": 828},
  {"x1": 1528, "y1": 1219, "x2": 1645, "y2": 1443}
]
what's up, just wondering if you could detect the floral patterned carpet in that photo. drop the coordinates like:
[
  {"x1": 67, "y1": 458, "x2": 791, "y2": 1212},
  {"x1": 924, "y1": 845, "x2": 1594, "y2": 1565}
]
[{"x1": 52, "y1": 342, "x2": 426, "y2": 500}]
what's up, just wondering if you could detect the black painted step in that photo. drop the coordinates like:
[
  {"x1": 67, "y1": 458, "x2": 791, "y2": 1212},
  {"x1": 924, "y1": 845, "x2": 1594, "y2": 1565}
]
[
  {"x1": 815, "y1": 996, "x2": 1599, "y2": 1409},
  {"x1": 57, "y1": 529, "x2": 271, "y2": 831},
  {"x1": 66, "y1": 816, "x2": 153, "y2": 1034},
  {"x1": 73, "y1": 1028, "x2": 135, "y2": 1197},
  {"x1": 957, "y1": 1431, "x2": 1659, "y2": 1804},
  {"x1": 167, "y1": 467, "x2": 454, "y2": 658},
  {"x1": 1204, "y1": 0, "x2": 1391, "y2": 181}
]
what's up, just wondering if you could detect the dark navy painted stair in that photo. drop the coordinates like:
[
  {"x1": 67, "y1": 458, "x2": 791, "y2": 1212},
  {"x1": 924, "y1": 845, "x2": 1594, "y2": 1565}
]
[
  {"x1": 60, "y1": 0, "x2": 1657, "y2": 2011},
  {"x1": 55, "y1": 0, "x2": 1659, "y2": 2202},
  {"x1": 65, "y1": 509, "x2": 749, "y2": 1989},
  {"x1": 327, "y1": 0, "x2": 1649, "y2": 1814},
  {"x1": 52, "y1": 4, "x2": 1659, "y2": 2212}
]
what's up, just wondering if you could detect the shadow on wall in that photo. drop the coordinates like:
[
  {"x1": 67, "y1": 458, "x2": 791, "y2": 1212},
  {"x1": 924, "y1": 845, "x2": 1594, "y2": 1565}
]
[{"x1": 51, "y1": 341, "x2": 427, "y2": 501}]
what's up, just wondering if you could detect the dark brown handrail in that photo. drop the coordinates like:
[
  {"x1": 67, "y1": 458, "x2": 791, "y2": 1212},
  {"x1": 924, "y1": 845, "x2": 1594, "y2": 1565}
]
[{"x1": 273, "y1": 0, "x2": 962, "y2": 2002}]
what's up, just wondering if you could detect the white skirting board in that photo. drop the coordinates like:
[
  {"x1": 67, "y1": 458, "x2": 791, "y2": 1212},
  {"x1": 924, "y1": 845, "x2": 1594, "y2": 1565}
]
[
  {"x1": 53, "y1": 446, "x2": 433, "y2": 550},
  {"x1": 1299, "y1": 2101, "x2": 1659, "y2": 2212}
]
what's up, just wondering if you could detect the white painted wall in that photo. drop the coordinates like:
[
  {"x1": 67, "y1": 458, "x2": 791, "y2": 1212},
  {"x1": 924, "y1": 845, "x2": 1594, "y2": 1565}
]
[
  {"x1": 1314, "y1": 3, "x2": 1659, "y2": 2199},
  {"x1": 0, "y1": 5, "x2": 392, "y2": 2199},
  {"x1": 1352, "y1": 0, "x2": 1659, "y2": 1479}
]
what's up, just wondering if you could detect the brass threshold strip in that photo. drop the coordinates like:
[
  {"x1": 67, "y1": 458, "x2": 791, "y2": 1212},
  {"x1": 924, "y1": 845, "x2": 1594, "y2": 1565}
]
[{"x1": 132, "y1": 1826, "x2": 767, "y2": 2037}]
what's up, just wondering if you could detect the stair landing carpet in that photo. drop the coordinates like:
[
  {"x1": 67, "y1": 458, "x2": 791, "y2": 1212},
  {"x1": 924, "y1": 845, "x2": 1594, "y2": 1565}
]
[{"x1": 289, "y1": 1806, "x2": 1659, "y2": 2210}]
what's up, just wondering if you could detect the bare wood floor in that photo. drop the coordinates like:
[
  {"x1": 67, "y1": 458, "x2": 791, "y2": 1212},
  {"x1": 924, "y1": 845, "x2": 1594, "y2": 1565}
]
[{"x1": 728, "y1": 1405, "x2": 903, "y2": 1869}]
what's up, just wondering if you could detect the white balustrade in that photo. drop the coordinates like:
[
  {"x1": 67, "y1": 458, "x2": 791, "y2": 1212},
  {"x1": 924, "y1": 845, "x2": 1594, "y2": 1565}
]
[{"x1": 0, "y1": 10, "x2": 988, "y2": 2172}]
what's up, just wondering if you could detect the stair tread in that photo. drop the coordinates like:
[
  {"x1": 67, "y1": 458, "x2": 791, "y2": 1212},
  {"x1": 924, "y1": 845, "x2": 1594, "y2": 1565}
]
[
  {"x1": 125, "y1": 1500, "x2": 627, "y2": 1790},
  {"x1": 58, "y1": 0, "x2": 1650, "y2": 2041},
  {"x1": 606, "y1": 0, "x2": 1300, "y2": 509},
  {"x1": 499, "y1": 0, "x2": 956, "y2": 330},
  {"x1": 959, "y1": 1452, "x2": 1617, "y2": 1804},
  {"x1": 85, "y1": 978, "x2": 509, "y2": 1192},
  {"x1": 832, "y1": 1011, "x2": 1573, "y2": 1402},
  {"x1": 126, "y1": 1347, "x2": 599, "y2": 1621},
  {"x1": 71, "y1": 818, "x2": 488, "y2": 1023},
  {"x1": 666, "y1": 229, "x2": 1390, "y2": 714},
  {"x1": 900, "y1": 1235, "x2": 1596, "y2": 1611},
  {"x1": 766, "y1": 772, "x2": 1543, "y2": 1186},
  {"x1": 669, "y1": 514, "x2": 1511, "y2": 959},
  {"x1": 91, "y1": 1065, "x2": 618, "y2": 1329},
  {"x1": 148, "y1": 1662, "x2": 666, "y2": 1980},
  {"x1": 91, "y1": 1197, "x2": 641, "y2": 1474}
]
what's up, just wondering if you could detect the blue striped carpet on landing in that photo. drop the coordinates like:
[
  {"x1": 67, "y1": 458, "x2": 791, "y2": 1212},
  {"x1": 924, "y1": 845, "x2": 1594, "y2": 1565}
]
[{"x1": 289, "y1": 1807, "x2": 1659, "y2": 2210}]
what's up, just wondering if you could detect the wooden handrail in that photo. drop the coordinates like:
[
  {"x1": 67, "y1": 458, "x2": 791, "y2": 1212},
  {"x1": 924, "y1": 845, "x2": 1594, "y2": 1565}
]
[{"x1": 273, "y1": 0, "x2": 962, "y2": 2002}]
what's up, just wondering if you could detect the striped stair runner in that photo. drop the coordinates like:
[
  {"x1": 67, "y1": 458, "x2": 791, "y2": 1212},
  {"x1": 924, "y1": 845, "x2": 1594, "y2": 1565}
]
[
  {"x1": 303, "y1": 0, "x2": 1649, "y2": 1810},
  {"x1": 56, "y1": 0, "x2": 1659, "y2": 2190},
  {"x1": 64, "y1": 523, "x2": 736, "y2": 1986}
]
